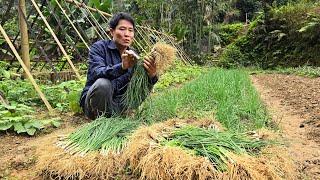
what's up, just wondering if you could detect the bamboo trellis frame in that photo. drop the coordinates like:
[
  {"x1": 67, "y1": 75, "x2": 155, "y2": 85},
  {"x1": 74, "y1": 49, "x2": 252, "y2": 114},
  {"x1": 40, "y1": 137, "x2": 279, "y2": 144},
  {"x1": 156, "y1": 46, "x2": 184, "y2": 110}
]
[
  {"x1": 30, "y1": 0, "x2": 81, "y2": 80},
  {"x1": 2, "y1": 0, "x2": 191, "y2": 69},
  {"x1": 0, "y1": 24, "x2": 54, "y2": 112},
  {"x1": 0, "y1": 0, "x2": 192, "y2": 111},
  {"x1": 54, "y1": 0, "x2": 89, "y2": 50},
  {"x1": 64, "y1": 0, "x2": 191, "y2": 63}
]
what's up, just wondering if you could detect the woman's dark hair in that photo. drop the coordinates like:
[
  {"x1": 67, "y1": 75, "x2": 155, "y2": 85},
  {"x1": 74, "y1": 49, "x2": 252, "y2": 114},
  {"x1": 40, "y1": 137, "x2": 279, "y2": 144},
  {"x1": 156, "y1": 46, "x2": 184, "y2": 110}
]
[{"x1": 109, "y1": 12, "x2": 135, "y2": 29}]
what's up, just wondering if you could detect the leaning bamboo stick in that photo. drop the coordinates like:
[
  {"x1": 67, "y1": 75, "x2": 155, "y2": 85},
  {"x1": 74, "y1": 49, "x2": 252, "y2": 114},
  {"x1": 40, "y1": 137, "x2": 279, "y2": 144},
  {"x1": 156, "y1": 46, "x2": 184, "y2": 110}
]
[
  {"x1": 72, "y1": 2, "x2": 105, "y2": 40},
  {"x1": 0, "y1": 24, "x2": 54, "y2": 112},
  {"x1": 54, "y1": 0, "x2": 89, "y2": 50},
  {"x1": 81, "y1": 3, "x2": 111, "y2": 39},
  {"x1": 30, "y1": 0, "x2": 81, "y2": 80}
]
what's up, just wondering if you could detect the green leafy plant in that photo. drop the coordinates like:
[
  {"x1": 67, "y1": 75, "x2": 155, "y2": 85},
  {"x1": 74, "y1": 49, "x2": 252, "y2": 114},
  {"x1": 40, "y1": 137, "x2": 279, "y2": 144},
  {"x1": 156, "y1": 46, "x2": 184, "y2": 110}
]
[
  {"x1": 154, "y1": 61, "x2": 205, "y2": 91},
  {"x1": 219, "y1": 44, "x2": 247, "y2": 68},
  {"x1": 218, "y1": 23, "x2": 244, "y2": 46},
  {"x1": 0, "y1": 78, "x2": 84, "y2": 112},
  {"x1": 220, "y1": 2, "x2": 320, "y2": 68},
  {"x1": 0, "y1": 104, "x2": 61, "y2": 135},
  {"x1": 0, "y1": 61, "x2": 11, "y2": 80}
]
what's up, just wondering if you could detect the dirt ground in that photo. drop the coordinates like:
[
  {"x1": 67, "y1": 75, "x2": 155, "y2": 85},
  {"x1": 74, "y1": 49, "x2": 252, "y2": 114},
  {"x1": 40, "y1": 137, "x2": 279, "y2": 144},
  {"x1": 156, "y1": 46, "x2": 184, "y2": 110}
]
[
  {"x1": 0, "y1": 73, "x2": 319, "y2": 179},
  {"x1": 252, "y1": 74, "x2": 320, "y2": 179},
  {"x1": 0, "y1": 114, "x2": 86, "y2": 179}
]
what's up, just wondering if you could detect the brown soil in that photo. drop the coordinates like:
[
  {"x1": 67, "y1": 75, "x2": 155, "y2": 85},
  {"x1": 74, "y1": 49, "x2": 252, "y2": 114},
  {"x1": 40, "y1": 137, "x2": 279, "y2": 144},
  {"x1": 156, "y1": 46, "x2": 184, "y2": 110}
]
[
  {"x1": 0, "y1": 73, "x2": 319, "y2": 179},
  {"x1": 0, "y1": 113, "x2": 87, "y2": 179},
  {"x1": 251, "y1": 74, "x2": 320, "y2": 179}
]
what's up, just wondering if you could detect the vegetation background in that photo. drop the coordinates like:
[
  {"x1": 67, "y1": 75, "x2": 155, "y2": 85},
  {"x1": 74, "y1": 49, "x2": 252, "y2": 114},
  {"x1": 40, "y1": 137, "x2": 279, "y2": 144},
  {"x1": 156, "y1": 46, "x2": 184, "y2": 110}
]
[{"x1": 0, "y1": 0, "x2": 319, "y2": 179}]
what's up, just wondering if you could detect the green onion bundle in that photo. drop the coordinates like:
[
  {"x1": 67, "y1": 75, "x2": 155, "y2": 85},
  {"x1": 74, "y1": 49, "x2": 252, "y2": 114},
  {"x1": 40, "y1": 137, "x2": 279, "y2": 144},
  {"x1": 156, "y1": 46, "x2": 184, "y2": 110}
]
[
  {"x1": 123, "y1": 42, "x2": 176, "y2": 111},
  {"x1": 163, "y1": 126, "x2": 268, "y2": 171},
  {"x1": 60, "y1": 116, "x2": 140, "y2": 155},
  {"x1": 123, "y1": 62, "x2": 151, "y2": 110}
]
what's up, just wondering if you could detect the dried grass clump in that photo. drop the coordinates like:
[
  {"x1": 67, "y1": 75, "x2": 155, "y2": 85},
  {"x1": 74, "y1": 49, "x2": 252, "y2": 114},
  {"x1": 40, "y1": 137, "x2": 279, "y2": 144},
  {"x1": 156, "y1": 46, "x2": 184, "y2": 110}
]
[
  {"x1": 260, "y1": 147, "x2": 297, "y2": 179},
  {"x1": 122, "y1": 118, "x2": 221, "y2": 179},
  {"x1": 151, "y1": 42, "x2": 177, "y2": 74},
  {"x1": 138, "y1": 146, "x2": 218, "y2": 180},
  {"x1": 36, "y1": 136, "x2": 123, "y2": 179},
  {"x1": 122, "y1": 118, "x2": 218, "y2": 166},
  {"x1": 221, "y1": 147, "x2": 297, "y2": 180},
  {"x1": 226, "y1": 153, "x2": 278, "y2": 180}
]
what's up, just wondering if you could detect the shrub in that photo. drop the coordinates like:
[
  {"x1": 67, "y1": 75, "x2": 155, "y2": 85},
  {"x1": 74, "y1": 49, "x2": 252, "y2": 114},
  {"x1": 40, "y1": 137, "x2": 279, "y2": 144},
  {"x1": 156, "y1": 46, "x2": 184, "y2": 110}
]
[
  {"x1": 218, "y1": 23, "x2": 244, "y2": 46},
  {"x1": 219, "y1": 2, "x2": 320, "y2": 68},
  {"x1": 218, "y1": 44, "x2": 247, "y2": 68}
]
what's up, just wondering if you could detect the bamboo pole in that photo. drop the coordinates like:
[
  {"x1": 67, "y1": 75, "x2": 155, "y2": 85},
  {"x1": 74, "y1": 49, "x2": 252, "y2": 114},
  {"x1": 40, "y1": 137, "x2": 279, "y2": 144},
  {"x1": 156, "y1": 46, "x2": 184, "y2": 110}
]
[
  {"x1": 30, "y1": 0, "x2": 81, "y2": 80},
  {"x1": 18, "y1": 0, "x2": 31, "y2": 78},
  {"x1": 54, "y1": 0, "x2": 89, "y2": 50},
  {"x1": 0, "y1": 24, "x2": 54, "y2": 113}
]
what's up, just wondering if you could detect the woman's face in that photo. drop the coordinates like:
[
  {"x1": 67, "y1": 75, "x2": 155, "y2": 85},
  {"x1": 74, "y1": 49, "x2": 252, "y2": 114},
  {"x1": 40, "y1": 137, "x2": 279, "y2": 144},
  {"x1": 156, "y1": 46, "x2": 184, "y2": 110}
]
[{"x1": 110, "y1": 19, "x2": 134, "y2": 48}]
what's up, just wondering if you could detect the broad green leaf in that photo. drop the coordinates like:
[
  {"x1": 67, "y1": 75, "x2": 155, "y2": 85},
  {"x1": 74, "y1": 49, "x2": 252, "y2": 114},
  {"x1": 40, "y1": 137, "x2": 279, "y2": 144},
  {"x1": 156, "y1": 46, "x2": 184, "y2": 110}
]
[
  {"x1": 5, "y1": 105, "x2": 16, "y2": 111},
  {"x1": 298, "y1": 22, "x2": 317, "y2": 33},
  {"x1": 26, "y1": 128, "x2": 37, "y2": 136},
  {"x1": 24, "y1": 121, "x2": 43, "y2": 129},
  {"x1": 2, "y1": 70, "x2": 10, "y2": 79},
  {"x1": 99, "y1": 0, "x2": 112, "y2": 12},
  {"x1": 14, "y1": 122, "x2": 26, "y2": 133},
  {"x1": 5, "y1": 116, "x2": 24, "y2": 122},
  {"x1": 0, "y1": 110, "x2": 11, "y2": 117},
  {"x1": 31, "y1": 121, "x2": 43, "y2": 129},
  {"x1": 0, "y1": 122, "x2": 13, "y2": 130},
  {"x1": 88, "y1": 0, "x2": 100, "y2": 8},
  {"x1": 51, "y1": 120, "x2": 61, "y2": 128},
  {"x1": 85, "y1": 27, "x2": 97, "y2": 39}
]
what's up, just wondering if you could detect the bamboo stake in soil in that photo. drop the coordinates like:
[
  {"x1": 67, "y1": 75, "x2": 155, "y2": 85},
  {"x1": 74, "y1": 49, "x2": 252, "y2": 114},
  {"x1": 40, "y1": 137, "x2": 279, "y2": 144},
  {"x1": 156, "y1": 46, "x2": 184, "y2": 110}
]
[
  {"x1": 18, "y1": 0, "x2": 30, "y2": 78},
  {"x1": 0, "y1": 24, "x2": 54, "y2": 112}
]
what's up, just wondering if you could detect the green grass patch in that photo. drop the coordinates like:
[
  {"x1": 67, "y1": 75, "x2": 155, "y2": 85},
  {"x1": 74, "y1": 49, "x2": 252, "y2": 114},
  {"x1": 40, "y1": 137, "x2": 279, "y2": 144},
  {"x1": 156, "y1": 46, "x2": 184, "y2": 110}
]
[
  {"x1": 247, "y1": 66, "x2": 320, "y2": 78},
  {"x1": 138, "y1": 68, "x2": 270, "y2": 132},
  {"x1": 270, "y1": 66, "x2": 320, "y2": 78}
]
